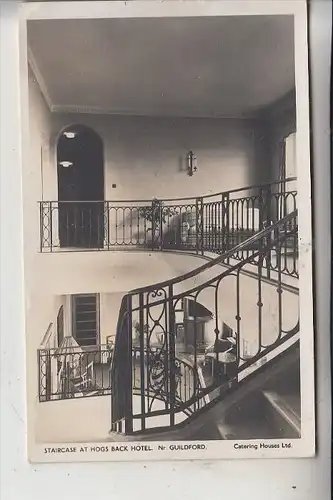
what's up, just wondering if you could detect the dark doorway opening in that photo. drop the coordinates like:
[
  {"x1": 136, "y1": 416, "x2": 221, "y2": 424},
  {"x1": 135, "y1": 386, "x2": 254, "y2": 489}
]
[{"x1": 57, "y1": 125, "x2": 104, "y2": 248}]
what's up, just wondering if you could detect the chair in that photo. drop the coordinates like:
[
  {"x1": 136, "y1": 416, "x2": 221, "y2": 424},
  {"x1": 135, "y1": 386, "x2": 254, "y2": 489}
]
[
  {"x1": 57, "y1": 358, "x2": 97, "y2": 397},
  {"x1": 72, "y1": 360, "x2": 96, "y2": 396}
]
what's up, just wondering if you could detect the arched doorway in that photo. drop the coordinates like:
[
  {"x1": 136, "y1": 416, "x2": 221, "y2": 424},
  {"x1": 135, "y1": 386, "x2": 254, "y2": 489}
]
[{"x1": 57, "y1": 125, "x2": 104, "y2": 248}]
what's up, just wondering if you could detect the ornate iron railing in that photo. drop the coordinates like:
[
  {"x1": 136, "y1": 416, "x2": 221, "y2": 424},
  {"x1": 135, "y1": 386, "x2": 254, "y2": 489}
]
[
  {"x1": 38, "y1": 344, "x2": 113, "y2": 402},
  {"x1": 39, "y1": 178, "x2": 297, "y2": 276},
  {"x1": 110, "y1": 210, "x2": 299, "y2": 435}
]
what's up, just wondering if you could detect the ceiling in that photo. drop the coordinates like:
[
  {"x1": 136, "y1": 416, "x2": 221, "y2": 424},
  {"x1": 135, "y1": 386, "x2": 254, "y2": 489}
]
[{"x1": 27, "y1": 16, "x2": 295, "y2": 118}]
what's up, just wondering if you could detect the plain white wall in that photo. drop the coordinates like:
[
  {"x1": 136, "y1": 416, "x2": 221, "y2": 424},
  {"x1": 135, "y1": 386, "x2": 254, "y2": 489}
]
[{"x1": 0, "y1": 1, "x2": 331, "y2": 500}]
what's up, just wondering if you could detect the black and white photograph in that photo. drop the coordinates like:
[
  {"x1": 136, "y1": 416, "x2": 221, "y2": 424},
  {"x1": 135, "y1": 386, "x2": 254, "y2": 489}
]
[{"x1": 19, "y1": 0, "x2": 315, "y2": 462}]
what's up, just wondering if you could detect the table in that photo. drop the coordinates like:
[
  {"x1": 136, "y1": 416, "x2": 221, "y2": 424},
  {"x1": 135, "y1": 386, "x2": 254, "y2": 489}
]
[{"x1": 205, "y1": 351, "x2": 237, "y2": 378}]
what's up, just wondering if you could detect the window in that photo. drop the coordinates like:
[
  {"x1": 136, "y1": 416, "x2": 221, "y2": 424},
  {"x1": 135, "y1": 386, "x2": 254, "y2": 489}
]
[{"x1": 72, "y1": 294, "x2": 100, "y2": 346}]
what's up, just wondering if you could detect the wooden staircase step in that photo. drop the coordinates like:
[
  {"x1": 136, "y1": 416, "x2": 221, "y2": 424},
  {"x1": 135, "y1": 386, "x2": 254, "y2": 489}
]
[{"x1": 262, "y1": 390, "x2": 301, "y2": 437}]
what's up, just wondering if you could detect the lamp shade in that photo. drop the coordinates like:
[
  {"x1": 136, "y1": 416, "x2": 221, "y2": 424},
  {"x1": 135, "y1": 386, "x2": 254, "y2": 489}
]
[{"x1": 54, "y1": 335, "x2": 83, "y2": 356}]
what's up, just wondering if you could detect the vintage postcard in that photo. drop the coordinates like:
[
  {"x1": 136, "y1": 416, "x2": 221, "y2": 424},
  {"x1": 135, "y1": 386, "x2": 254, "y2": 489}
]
[{"x1": 19, "y1": 0, "x2": 315, "y2": 462}]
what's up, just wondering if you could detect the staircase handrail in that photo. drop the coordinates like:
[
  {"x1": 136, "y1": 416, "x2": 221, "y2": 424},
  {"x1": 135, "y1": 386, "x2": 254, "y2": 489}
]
[{"x1": 128, "y1": 210, "x2": 298, "y2": 296}]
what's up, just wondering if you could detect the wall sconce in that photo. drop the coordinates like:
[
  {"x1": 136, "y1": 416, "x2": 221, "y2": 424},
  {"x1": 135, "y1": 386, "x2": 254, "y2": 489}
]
[{"x1": 187, "y1": 151, "x2": 197, "y2": 176}]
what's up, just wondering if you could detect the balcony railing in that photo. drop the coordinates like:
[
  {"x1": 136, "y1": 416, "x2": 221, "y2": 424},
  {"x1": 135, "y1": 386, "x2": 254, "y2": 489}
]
[
  {"x1": 38, "y1": 344, "x2": 113, "y2": 402},
  {"x1": 39, "y1": 178, "x2": 297, "y2": 276},
  {"x1": 110, "y1": 210, "x2": 299, "y2": 435}
]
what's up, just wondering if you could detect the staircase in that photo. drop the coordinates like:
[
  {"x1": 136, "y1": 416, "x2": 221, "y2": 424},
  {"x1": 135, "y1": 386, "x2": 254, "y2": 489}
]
[{"x1": 110, "y1": 206, "x2": 300, "y2": 439}]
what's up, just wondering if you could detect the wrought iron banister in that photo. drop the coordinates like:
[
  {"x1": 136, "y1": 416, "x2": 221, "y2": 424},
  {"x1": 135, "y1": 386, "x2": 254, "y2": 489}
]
[
  {"x1": 110, "y1": 210, "x2": 299, "y2": 435},
  {"x1": 39, "y1": 177, "x2": 297, "y2": 274}
]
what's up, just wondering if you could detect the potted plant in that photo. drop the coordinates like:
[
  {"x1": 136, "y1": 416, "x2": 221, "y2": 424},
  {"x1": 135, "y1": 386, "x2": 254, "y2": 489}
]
[
  {"x1": 138, "y1": 198, "x2": 178, "y2": 248},
  {"x1": 132, "y1": 321, "x2": 149, "y2": 344}
]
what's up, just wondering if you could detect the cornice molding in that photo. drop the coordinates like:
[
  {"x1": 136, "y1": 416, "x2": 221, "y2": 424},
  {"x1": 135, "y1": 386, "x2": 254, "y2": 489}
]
[{"x1": 51, "y1": 103, "x2": 252, "y2": 120}]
